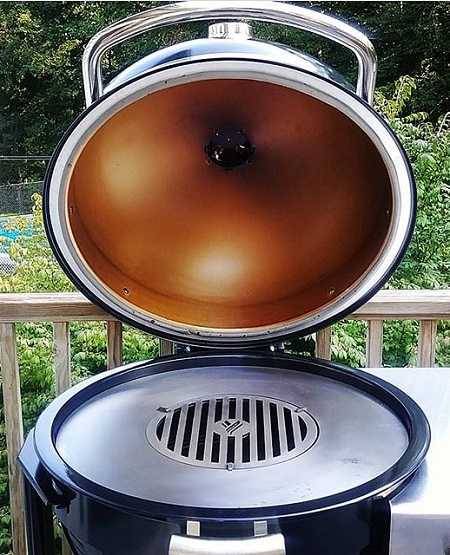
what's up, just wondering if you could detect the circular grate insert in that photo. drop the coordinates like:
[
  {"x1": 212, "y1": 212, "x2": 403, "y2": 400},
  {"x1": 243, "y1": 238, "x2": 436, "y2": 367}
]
[{"x1": 146, "y1": 395, "x2": 319, "y2": 469}]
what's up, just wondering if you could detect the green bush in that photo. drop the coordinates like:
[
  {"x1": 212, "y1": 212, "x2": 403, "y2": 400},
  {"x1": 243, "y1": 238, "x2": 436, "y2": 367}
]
[
  {"x1": 376, "y1": 77, "x2": 449, "y2": 367},
  {"x1": 291, "y1": 77, "x2": 450, "y2": 366}
]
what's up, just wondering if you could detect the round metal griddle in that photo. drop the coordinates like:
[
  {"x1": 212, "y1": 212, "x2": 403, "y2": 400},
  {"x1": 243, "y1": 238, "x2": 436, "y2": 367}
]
[{"x1": 35, "y1": 353, "x2": 429, "y2": 519}]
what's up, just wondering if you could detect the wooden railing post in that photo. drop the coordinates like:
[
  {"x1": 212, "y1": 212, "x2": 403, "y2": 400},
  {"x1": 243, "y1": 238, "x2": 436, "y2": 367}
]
[
  {"x1": 418, "y1": 320, "x2": 438, "y2": 367},
  {"x1": 159, "y1": 339, "x2": 175, "y2": 356},
  {"x1": 0, "y1": 323, "x2": 27, "y2": 555},
  {"x1": 366, "y1": 320, "x2": 383, "y2": 367},
  {"x1": 107, "y1": 321, "x2": 123, "y2": 369},
  {"x1": 53, "y1": 322, "x2": 71, "y2": 394},
  {"x1": 52, "y1": 322, "x2": 73, "y2": 555},
  {"x1": 315, "y1": 327, "x2": 332, "y2": 360}
]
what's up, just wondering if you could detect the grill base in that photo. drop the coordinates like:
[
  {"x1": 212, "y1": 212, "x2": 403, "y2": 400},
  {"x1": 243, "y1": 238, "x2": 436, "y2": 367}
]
[{"x1": 20, "y1": 353, "x2": 429, "y2": 555}]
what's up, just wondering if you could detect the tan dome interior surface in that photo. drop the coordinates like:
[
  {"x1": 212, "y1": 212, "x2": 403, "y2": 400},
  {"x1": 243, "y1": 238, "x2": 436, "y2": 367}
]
[{"x1": 67, "y1": 78, "x2": 392, "y2": 330}]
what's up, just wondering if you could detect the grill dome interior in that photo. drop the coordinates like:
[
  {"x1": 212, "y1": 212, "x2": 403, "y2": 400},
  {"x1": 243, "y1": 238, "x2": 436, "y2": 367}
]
[{"x1": 67, "y1": 78, "x2": 392, "y2": 331}]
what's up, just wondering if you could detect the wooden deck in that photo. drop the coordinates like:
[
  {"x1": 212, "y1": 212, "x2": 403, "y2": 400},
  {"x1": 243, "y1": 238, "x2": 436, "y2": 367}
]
[{"x1": 0, "y1": 289, "x2": 449, "y2": 554}]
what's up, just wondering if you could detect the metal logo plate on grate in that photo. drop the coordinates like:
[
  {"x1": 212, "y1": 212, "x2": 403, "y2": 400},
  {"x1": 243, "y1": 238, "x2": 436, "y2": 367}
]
[{"x1": 146, "y1": 395, "x2": 319, "y2": 469}]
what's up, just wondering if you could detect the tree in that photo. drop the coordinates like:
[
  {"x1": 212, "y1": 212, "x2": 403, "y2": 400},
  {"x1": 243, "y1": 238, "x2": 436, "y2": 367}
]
[{"x1": 0, "y1": 1, "x2": 448, "y2": 166}]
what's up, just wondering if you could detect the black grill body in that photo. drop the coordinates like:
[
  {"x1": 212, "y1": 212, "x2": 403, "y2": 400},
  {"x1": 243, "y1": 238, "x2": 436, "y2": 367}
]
[
  {"x1": 53, "y1": 496, "x2": 388, "y2": 555},
  {"x1": 19, "y1": 353, "x2": 429, "y2": 555},
  {"x1": 21, "y1": 418, "x2": 391, "y2": 555}
]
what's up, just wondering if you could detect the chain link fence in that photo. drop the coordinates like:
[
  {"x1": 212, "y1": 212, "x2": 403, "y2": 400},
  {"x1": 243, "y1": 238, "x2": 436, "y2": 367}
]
[
  {"x1": 0, "y1": 180, "x2": 43, "y2": 214},
  {"x1": 0, "y1": 156, "x2": 48, "y2": 275}
]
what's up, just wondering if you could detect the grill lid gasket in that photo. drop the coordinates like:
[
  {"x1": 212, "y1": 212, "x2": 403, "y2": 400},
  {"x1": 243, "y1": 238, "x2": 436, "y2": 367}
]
[{"x1": 146, "y1": 395, "x2": 319, "y2": 470}]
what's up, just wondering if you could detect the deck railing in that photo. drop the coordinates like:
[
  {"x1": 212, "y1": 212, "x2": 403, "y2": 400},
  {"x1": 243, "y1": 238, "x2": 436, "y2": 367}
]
[{"x1": 0, "y1": 289, "x2": 449, "y2": 555}]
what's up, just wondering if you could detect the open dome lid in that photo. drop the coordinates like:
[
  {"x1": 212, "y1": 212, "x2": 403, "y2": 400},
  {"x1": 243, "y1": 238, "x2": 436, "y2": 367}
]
[{"x1": 45, "y1": 58, "x2": 414, "y2": 348}]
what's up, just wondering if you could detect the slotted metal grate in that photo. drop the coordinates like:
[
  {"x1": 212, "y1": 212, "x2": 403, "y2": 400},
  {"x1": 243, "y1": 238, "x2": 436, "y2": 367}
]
[{"x1": 146, "y1": 395, "x2": 319, "y2": 469}]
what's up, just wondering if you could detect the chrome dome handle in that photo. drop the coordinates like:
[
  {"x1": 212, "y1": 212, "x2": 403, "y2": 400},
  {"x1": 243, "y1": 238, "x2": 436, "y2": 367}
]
[{"x1": 82, "y1": 1, "x2": 377, "y2": 107}]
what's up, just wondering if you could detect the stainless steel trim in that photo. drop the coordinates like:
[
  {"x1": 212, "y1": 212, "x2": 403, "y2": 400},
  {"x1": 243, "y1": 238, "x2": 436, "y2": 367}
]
[
  {"x1": 249, "y1": 397, "x2": 258, "y2": 462},
  {"x1": 48, "y1": 60, "x2": 413, "y2": 345},
  {"x1": 235, "y1": 396, "x2": 244, "y2": 464},
  {"x1": 169, "y1": 533, "x2": 286, "y2": 555},
  {"x1": 188, "y1": 403, "x2": 202, "y2": 461},
  {"x1": 82, "y1": 1, "x2": 377, "y2": 105},
  {"x1": 254, "y1": 521, "x2": 268, "y2": 537},
  {"x1": 368, "y1": 368, "x2": 449, "y2": 555},
  {"x1": 186, "y1": 521, "x2": 200, "y2": 537},
  {"x1": 262, "y1": 398, "x2": 273, "y2": 460},
  {"x1": 203, "y1": 400, "x2": 215, "y2": 464},
  {"x1": 35, "y1": 356, "x2": 423, "y2": 515}
]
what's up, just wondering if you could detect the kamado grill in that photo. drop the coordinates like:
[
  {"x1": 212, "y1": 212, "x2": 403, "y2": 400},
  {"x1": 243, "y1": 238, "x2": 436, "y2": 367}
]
[{"x1": 20, "y1": 2, "x2": 444, "y2": 554}]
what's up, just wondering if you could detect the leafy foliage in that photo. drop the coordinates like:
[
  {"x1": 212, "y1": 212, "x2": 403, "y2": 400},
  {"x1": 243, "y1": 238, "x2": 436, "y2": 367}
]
[
  {"x1": 1, "y1": 2, "x2": 449, "y2": 168},
  {"x1": 376, "y1": 77, "x2": 449, "y2": 367},
  {"x1": 289, "y1": 76, "x2": 449, "y2": 366},
  {"x1": 0, "y1": 195, "x2": 72, "y2": 292}
]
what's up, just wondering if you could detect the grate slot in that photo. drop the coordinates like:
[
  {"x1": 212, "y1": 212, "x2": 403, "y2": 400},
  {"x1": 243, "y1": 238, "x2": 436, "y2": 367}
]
[
  {"x1": 195, "y1": 401, "x2": 210, "y2": 461},
  {"x1": 181, "y1": 404, "x2": 196, "y2": 457},
  {"x1": 228, "y1": 398, "x2": 237, "y2": 419},
  {"x1": 188, "y1": 402, "x2": 203, "y2": 459},
  {"x1": 214, "y1": 398, "x2": 223, "y2": 422},
  {"x1": 167, "y1": 408, "x2": 181, "y2": 451},
  {"x1": 256, "y1": 400, "x2": 266, "y2": 461},
  {"x1": 298, "y1": 415, "x2": 308, "y2": 441},
  {"x1": 211, "y1": 432, "x2": 221, "y2": 463},
  {"x1": 227, "y1": 436, "x2": 235, "y2": 464},
  {"x1": 283, "y1": 408, "x2": 295, "y2": 452},
  {"x1": 156, "y1": 417, "x2": 166, "y2": 441},
  {"x1": 269, "y1": 402, "x2": 281, "y2": 457},
  {"x1": 242, "y1": 433, "x2": 251, "y2": 463},
  {"x1": 242, "y1": 398, "x2": 250, "y2": 423}
]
